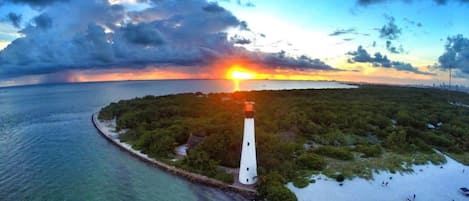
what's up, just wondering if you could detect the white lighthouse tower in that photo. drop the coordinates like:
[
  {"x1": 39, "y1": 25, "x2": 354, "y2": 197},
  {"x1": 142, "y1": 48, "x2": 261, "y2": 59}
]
[{"x1": 239, "y1": 101, "x2": 258, "y2": 185}]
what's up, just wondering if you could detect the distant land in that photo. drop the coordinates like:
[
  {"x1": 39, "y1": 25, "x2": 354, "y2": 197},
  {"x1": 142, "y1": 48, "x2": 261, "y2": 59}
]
[{"x1": 98, "y1": 85, "x2": 469, "y2": 201}]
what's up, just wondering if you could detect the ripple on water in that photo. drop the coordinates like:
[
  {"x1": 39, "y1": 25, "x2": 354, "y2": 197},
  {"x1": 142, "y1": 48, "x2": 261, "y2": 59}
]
[{"x1": 2, "y1": 80, "x2": 346, "y2": 201}]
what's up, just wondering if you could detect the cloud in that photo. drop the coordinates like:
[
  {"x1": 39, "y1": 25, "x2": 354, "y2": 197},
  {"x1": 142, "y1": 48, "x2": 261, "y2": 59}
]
[
  {"x1": 203, "y1": 2, "x2": 226, "y2": 13},
  {"x1": 122, "y1": 23, "x2": 165, "y2": 45},
  {"x1": 0, "y1": 0, "x2": 337, "y2": 79},
  {"x1": 379, "y1": 16, "x2": 401, "y2": 40},
  {"x1": 230, "y1": 34, "x2": 251, "y2": 45},
  {"x1": 357, "y1": 0, "x2": 387, "y2": 6},
  {"x1": 3, "y1": 12, "x2": 22, "y2": 28},
  {"x1": 403, "y1": 18, "x2": 422, "y2": 28},
  {"x1": 386, "y1": 40, "x2": 404, "y2": 54},
  {"x1": 251, "y1": 51, "x2": 339, "y2": 71},
  {"x1": 432, "y1": 0, "x2": 469, "y2": 5},
  {"x1": 435, "y1": 34, "x2": 469, "y2": 75},
  {"x1": 377, "y1": 16, "x2": 405, "y2": 54},
  {"x1": 357, "y1": 0, "x2": 469, "y2": 6},
  {"x1": 236, "y1": 0, "x2": 255, "y2": 7},
  {"x1": 329, "y1": 28, "x2": 356, "y2": 36},
  {"x1": 329, "y1": 28, "x2": 370, "y2": 40},
  {"x1": 348, "y1": 46, "x2": 433, "y2": 75},
  {"x1": 4, "y1": 0, "x2": 68, "y2": 8},
  {"x1": 33, "y1": 13, "x2": 52, "y2": 29}
]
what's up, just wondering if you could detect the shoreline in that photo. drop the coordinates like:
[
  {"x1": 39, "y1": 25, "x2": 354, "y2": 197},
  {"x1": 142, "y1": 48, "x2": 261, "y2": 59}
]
[
  {"x1": 288, "y1": 154, "x2": 468, "y2": 201},
  {"x1": 91, "y1": 113, "x2": 257, "y2": 199}
]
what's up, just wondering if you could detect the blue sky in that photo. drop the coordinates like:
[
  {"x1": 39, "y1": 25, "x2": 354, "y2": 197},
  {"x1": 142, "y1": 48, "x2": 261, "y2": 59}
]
[
  {"x1": 221, "y1": 0, "x2": 469, "y2": 60},
  {"x1": 0, "y1": 0, "x2": 469, "y2": 87}
]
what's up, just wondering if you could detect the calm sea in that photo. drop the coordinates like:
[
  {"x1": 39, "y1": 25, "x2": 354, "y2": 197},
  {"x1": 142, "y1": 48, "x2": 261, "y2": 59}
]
[{"x1": 0, "y1": 80, "x2": 355, "y2": 201}]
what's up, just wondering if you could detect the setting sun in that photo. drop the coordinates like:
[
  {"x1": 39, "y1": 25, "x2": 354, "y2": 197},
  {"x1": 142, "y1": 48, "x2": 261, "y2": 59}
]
[
  {"x1": 227, "y1": 66, "x2": 256, "y2": 80},
  {"x1": 231, "y1": 70, "x2": 254, "y2": 80}
]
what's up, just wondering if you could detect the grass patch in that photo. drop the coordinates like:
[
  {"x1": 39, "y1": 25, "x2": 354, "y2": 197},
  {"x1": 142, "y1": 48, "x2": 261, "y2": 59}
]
[
  {"x1": 292, "y1": 177, "x2": 309, "y2": 188},
  {"x1": 321, "y1": 151, "x2": 446, "y2": 180},
  {"x1": 313, "y1": 146, "x2": 354, "y2": 161}
]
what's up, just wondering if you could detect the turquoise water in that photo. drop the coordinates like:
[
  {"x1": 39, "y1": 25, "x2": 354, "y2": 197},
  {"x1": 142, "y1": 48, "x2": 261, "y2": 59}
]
[{"x1": 0, "y1": 80, "x2": 354, "y2": 201}]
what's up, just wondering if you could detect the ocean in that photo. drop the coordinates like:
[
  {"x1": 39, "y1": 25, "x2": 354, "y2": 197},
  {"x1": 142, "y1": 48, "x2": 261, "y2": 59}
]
[{"x1": 0, "y1": 80, "x2": 354, "y2": 201}]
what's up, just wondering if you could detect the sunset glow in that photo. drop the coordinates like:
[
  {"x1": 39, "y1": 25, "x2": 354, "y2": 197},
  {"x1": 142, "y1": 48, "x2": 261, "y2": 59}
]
[
  {"x1": 1, "y1": 0, "x2": 469, "y2": 87},
  {"x1": 227, "y1": 67, "x2": 256, "y2": 80}
]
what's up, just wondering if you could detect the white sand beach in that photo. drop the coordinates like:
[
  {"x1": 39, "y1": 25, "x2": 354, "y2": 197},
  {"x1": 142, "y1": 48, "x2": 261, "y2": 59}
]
[{"x1": 288, "y1": 155, "x2": 468, "y2": 201}]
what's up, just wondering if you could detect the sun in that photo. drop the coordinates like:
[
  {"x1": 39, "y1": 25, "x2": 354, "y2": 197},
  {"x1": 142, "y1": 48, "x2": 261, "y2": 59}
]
[
  {"x1": 231, "y1": 70, "x2": 254, "y2": 80},
  {"x1": 227, "y1": 66, "x2": 255, "y2": 80}
]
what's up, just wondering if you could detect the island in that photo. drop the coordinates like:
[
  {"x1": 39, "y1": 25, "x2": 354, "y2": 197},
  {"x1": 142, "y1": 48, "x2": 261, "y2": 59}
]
[{"x1": 95, "y1": 85, "x2": 469, "y2": 201}]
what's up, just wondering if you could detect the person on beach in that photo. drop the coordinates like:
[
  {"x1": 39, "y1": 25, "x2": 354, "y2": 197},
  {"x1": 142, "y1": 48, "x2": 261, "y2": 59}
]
[{"x1": 413, "y1": 194, "x2": 416, "y2": 200}]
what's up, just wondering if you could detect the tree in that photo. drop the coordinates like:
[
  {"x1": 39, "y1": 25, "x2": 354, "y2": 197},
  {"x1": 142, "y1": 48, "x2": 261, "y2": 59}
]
[
  {"x1": 182, "y1": 150, "x2": 218, "y2": 176},
  {"x1": 296, "y1": 153, "x2": 326, "y2": 171}
]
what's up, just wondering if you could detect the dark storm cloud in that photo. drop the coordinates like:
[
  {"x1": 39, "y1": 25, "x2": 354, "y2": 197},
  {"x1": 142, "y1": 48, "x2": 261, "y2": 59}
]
[
  {"x1": 203, "y1": 2, "x2": 226, "y2": 13},
  {"x1": 357, "y1": 0, "x2": 469, "y2": 6},
  {"x1": 33, "y1": 13, "x2": 52, "y2": 29},
  {"x1": 3, "y1": 12, "x2": 22, "y2": 28},
  {"x1": 329, "y1": 28, "x2": 356, "y2": 36},
  {"x1": 122, "y1": 23, "x2": 165, "y2": 46},
  {"x1": 436, "y1": 34, "x2": 469, "y2": 75},
  {"x1": 4, "y1": 0, "x2": 67, "y2": 8},
  {"x1": 348, "y1": 46, "x2": 433, "y2": 75},
  {"x1": 0, "y1": 0, "x2": 338, "y2": 79}
]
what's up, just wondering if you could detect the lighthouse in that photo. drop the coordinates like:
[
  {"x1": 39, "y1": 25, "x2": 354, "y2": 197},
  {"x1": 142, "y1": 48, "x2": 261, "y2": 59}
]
[{"x1": 239, "y1": 101, "x2": 258, "y2": 185}]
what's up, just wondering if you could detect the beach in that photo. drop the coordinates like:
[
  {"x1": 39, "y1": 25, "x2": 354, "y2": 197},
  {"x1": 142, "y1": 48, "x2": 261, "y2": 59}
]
[{"x1": 288, "y1": 154, "x2": 469, "y2": 201}]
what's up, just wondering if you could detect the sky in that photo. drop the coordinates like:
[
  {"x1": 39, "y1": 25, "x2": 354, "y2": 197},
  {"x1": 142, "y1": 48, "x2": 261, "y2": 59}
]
[{"x1": 0, "y1": 0, "x2": 469, "y2": 87}]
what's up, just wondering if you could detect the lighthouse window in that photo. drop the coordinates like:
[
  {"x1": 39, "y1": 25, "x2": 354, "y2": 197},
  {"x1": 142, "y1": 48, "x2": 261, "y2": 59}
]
[
  {"x1": 247, "y1": 167, "x2": 249, "y2": 171},
  {"x1": 246, "y1": 179, "x2": 249, "y2": 182},
  {"x1": 247, "y1": 142, "x2": 250, "y2": 146}
]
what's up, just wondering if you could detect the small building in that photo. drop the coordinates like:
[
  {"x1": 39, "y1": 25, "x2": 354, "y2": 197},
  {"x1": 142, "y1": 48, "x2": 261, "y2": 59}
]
[
  {"x1": 187, "y1": 135, "x2": 204, "y2": 148},
  {"x1": 175, "y1": 135, "x2": 204, "y2": 157}
]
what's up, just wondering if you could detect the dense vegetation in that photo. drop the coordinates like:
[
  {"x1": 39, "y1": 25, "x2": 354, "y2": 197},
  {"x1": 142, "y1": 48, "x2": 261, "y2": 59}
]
[{"x1": 99, "y1": 85, "x2": 469, "y2": 200}]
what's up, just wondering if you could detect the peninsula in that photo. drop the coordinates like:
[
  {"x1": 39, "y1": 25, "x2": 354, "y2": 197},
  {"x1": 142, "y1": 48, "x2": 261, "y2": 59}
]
[{"x1": 96, "y1": 85, "x2": 469, "y2": 201}]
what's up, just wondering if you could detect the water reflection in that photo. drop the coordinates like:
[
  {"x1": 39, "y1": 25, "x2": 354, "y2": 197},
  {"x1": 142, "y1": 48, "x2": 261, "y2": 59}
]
[{"x1": 233, "y1": 80, "x2": 240, "y2": 91}]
